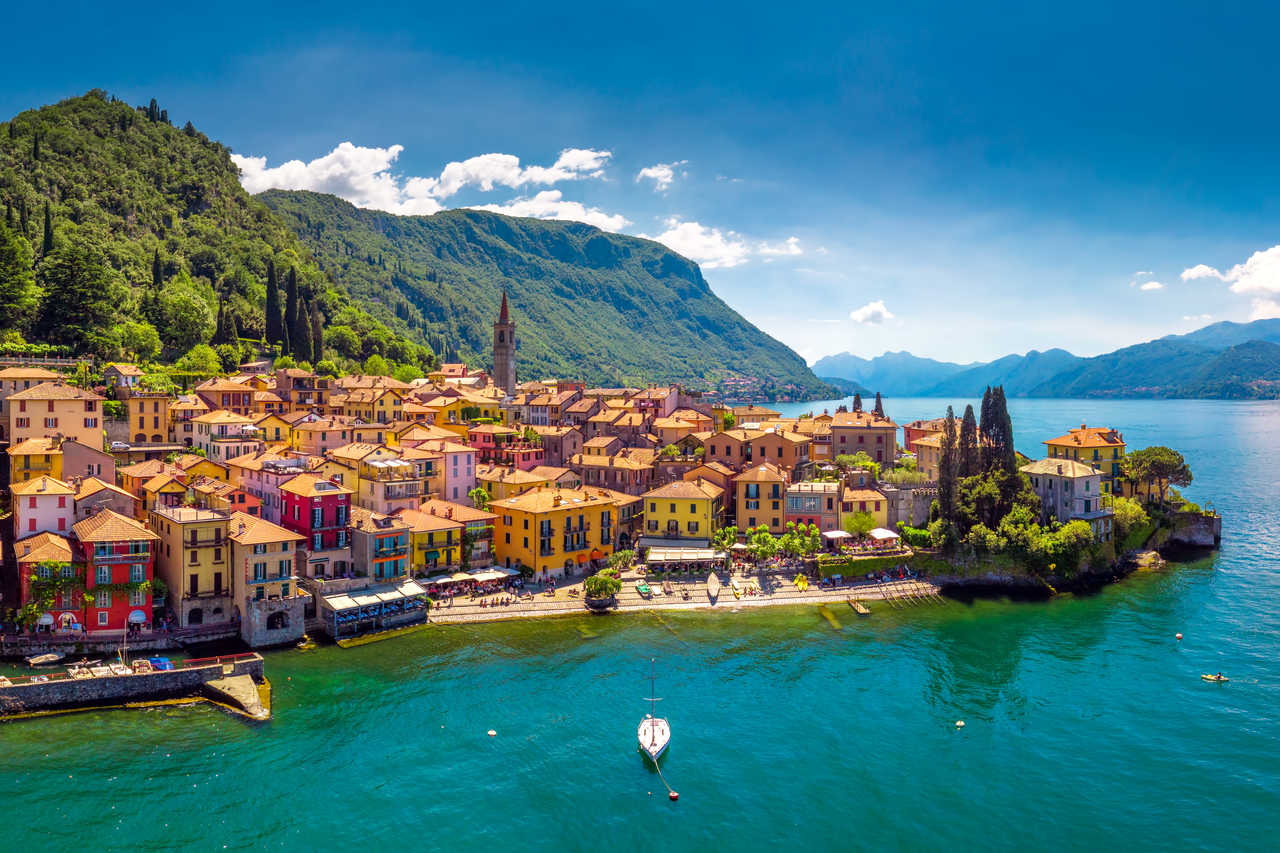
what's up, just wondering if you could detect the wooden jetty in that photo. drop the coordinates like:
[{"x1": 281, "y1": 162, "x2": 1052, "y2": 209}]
[{"x1": 847, "y1": 599, "x2": 871, "y2": 616}]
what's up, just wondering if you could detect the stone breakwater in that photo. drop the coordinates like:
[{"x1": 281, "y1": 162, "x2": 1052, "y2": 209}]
[{"x1": 0, "y1": 654, "x2": 266, "y2": 718}]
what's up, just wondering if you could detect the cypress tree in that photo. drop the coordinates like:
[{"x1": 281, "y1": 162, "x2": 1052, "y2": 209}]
[
  {"x1": 959, "y1": 404, "x2": 979, "y2": 478},
  {"x1": 281, "y1": 315, "x2": 290, "y2": 356},
  {"x1": 993, "y1": 386, "x2": 1017, "y2": 473},
  {"x1": 852, "y1": 392, "x2": 862, "y2": 412},
  {"x1": 227, "y1": 311, "x2": 240, "y2": 345},
  {"x1": 938, "y1": 406, "x2": 958, "y2": 522},
  {"x1": 4, "y1": 201, "x2": 12, "y2": 229},
  {"x1": 41, "y1": 202, "x2": 53, "y2": 256},
  {"x1": 979, "y1": 387, "x2": 995, "y2": 470},
  {"x1": 293, "y1": 299, "x2": 312, "y2": 362},
  {"x1": 214, "y1": 300, "x2": 227, "y2": 344},
  {"x1": 264, "y1": 258, "x2": 281, "y2": 344},
  {"x1": 32, "y1": 132, "x2": 39, "y2": 161},
  {"x1": 285, "y1": 267, "x2": 298, "y2": 346},
  {"x1": 310, "y1": 303, "x2": 324, "y2": 365},
  {"x1": 151, "y1": 248, "x2": 163, "y2": 288},
  {"x1": 873, "y1": 392, "x2": 884, "y2": 418}
]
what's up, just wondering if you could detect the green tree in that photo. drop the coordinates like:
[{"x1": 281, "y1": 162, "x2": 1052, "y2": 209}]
[
  {"x1": 114, "y1": 320, "x2": 161, "y2": 362},
  {"x1": 41, "y1": 202, "x2": 54, "y2": 256},
  {"x1": 958, "y1": 404, "x2": 979, "y2": 478},
  {"x1": 721, "y1": 412, "x2": 736, "y2": 430},
  {"x1": 468, "y1": 486, "x2": 491, "y2": 510},
  {"x1": 873, "y1": 392, "x2": 884, "y2": 417},
  {"x1": 310, "y1": 302, "x2": 324, "y2": 364},
  {"x1": 393, "y1": 363, "x2": 423, "y2": 383},
  {"x1": 285, "y1": 266, "x2": 298, "y2": 349},
  {"x1": 852, "y1": 392, "x2": 863, "y2": 412},
  {"x1": 1111, "y1": 495, "x2": 1150, "y2": 542},
  {"x1": 712, "y1": 525, "x2": 739, "y2": 551},
  {"x1": 363, "y1": 353, "x2": 390, "y2": 376},
  {"x1": 315, "y1": 358, "x2": 339, "y2": 378},
  {"x1": 325, "y1": 325, "x2": 361, "y2": 360},
  {"x1": 175, "y1": 343, "x2": 222, "y2": 375},
  {"x1": 152, "y1": 248, "x2": 163, "y2": 288},
  {"x1": 843, "y1": 511, "x2": 877, "y2": 537},
  {"x1": 607, "y1": 550, "x2": 635, "y2": 570},
  {"x1": 937, "y1": 406, "x2": 958, "y2": 522},
  {"x1": 264, "y1": 258, "x2": 281, "y2": 344},
  {"x1": 158, "y1": 272, "x2": 216, "y2": 351},
  {"x1": 0, "y1": 219, "x2": 38, "y2": 331},
  {"x1": 1122, "y1": 446, "x2": 1193, "y2": 505},
  {"x1": 35, "y1": 232, "x2": 124, "y2": 353},
  {"x1": 584, "y1": 567, "x2": 622, "y2": 599},
  {"x1": 292, "y1": 299, "x2": 312, "y2": 360}
]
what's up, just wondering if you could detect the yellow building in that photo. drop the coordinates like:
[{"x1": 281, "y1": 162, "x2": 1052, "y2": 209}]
[
  {"x1": 394, "y1": 507, "x2": 464, "y2": 574},
  {"x1": 490, "y1": 488, "x2": 618, "y2": 580},
  {"x1": 477, "y1": 463, "x2": 553, "y2": 501},
  {"x1": 642, "y1": 479, "x2": 723, "y2": 544},
  {"x1": 124, "y1": 390, "x2": 171, "y2": 444},
  {"x1": 339, "y1": 387, "x2": 405, "y2": 424},
  {"x1": 253, "y1": 412, "x2": 295, "y2": 445},
  {"x1": 840, "y1": 487, "x2": 889, "y2": 530},
  {"x1": 228, "y1": 511, "x2": 308, "y2": 646},
  {"x1": 1044, "y1": 424, "x2": 1126, "y2": 493},
  {"x1": 914, "y1": 433, "x2": 943, "y2": 481},
  {"x1": 8, "y1": 437, "x2": 63, "y2": 483},
  {"x1": 8, "y1": 381, "x2": 104, "y2": 448},
  {"x1": 149, "y1": 505, "x2": 234, "y2": 628},
  {"x1": 734, "y1": 462, "x2": 788, "y2": 532}
]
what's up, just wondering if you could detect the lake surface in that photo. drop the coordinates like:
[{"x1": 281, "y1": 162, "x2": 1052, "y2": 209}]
[{"x1": 3, "y1": 398, "x2": 1278, "y2": 852}]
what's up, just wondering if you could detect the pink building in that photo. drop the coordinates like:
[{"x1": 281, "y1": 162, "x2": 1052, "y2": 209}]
[
  {"x1": 414, "y1": 439, "x2": 477, "y2": 504},
  {"x1": 11, "y1": 475, "x2": 75, "y2": 536}
]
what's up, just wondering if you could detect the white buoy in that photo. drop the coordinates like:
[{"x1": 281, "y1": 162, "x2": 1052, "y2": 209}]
[
  {"x1": 955, "y1": 720, "x2": 965, "y2": 728},
  {"x1": 1176, "y1": 633, "x2": 1183, "y2": 641},
  {"x1": 487, "y1": 729, "x2": 497, "y2": 737}
]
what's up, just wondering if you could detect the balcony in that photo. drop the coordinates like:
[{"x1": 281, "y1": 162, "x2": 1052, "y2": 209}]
[
  {"x1": 562, "y1": 521, "x2": 592, "y2": 534},
  {"x1": 186, "y1": 536, "x2": 225, "y2": 548}
]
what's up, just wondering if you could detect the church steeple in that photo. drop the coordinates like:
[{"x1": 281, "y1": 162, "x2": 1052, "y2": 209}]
[{"x1": 492, "y1": 290, "x2": 516, "y2": 395}]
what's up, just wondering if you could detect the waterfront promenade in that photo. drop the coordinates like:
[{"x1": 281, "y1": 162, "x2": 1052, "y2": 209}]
[{"x1": 427, "y1": 569, "x2": 941, "y2": 625}]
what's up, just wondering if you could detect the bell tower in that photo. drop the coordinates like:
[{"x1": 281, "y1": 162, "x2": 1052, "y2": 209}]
[{"x1": 492, "y1": 290, "x2": 516, "y2": 394}]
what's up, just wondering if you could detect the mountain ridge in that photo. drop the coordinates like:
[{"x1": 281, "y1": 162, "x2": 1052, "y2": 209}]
[{"x1": 813, "y1": 319, "x2": 1280, "y2": 399}]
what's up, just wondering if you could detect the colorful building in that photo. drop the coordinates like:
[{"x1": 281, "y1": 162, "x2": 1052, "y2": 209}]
[
  {"x1": 641, "y1": 479, "x2": 723, "y2": 545},
  {"x1": 192, "y1": 410, "x2": 264, "y2": 462},
  {"x1": 15, "y1": 532, "x2": 77, "y2": 633},
  {"x1": 490, "y1": 488, "x2": 618, "y2": 579},
  {"x1": 394, "y1": 508, "x2": 464, "y2": 574},
  {"x1": 1044, "y1": 424, "x2": 1126, "y2": 494},
  {"x1": 7, "y1": 381, "x2": 104, "y2": 448},
  {"x1": 149, "y1": 505, "x2": 234, "y2": 628},
  {"x1": 419, "y1": 498, "x2": 497, "y2": 568},
  {"x1": 70, "y1": 509, "x2": 160, "y2": 633},
  {"x1": 1020, "y1": 458, "x2": 1114, "y2": 542},
  {"x1": 228, "y1": 511, "x2": 307, "y2": 646},
  {"x1": 279, "y1": 474, "x2": 353, "y2": 582},
  {"x1": 735, "y1": 462, "x2": 789, "y2": 532},
  {"x1": 350, "y1": 507, "x2": 411, "y2": 582},
  {"x1": 125, "y1": 390, "x2": 171, "y2": 444},
  {"x1": 12, "y1": 475, "x2": 75, "y2": 537},
  {"x1": 839, "y1": 487, "x2": 889, "y2": 530},
  {"x1": 785, "y1": 481, "x2": 841, "y2": 531},
  {"x1": 829, "y1": 411, "x2": 898, "y2": 465}
]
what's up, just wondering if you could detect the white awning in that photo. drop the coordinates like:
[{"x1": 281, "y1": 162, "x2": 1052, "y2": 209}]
[
  {"x1": 425, "y1": 574, "x2": 456, "y2": 585},
  {"x1": 868, "y1": 527, "x2": 900, "y2": 541},
  {"x1": 646, "y1": 547, "x2": 724, "y2": 563},
  {"x1": 128, "y1": 610, "x2": 147, "y2": 624},
  {"x1": 469, "y1": 569, "x2": 507, "y2": 582},
  {"x1": 822, "y1": 530, "x2": 851, "y2": 540},
  {"x1": 37, "y1": 613, "x2": 54, "y2": 626}
]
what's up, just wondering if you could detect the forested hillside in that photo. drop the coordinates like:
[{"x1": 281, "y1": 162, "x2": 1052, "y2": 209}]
[
  {"x1": 0, "y1": 91, "x2": 431, "y2": 374},
  {"x1": 260, "y1": 190, "x2": 830, "y2": 394}
]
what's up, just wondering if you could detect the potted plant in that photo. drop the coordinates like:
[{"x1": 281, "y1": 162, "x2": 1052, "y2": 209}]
[{"x1": 583, "y1": 567, "x2": 622, "y2": 611}]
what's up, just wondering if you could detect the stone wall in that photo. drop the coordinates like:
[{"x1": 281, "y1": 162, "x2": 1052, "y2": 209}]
[
  {"x1": 241, "y1": 594, "x2": 307, "y2": 648},
  {"x1": 0, "y1": 655, "x2": 264, "y2": 715},
  {"x1": 1166, "y1": 512, "x2": 1222, "y2": 548}
]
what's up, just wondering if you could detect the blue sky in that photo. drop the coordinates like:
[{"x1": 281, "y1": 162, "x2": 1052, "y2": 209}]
[{"x1": 6, "y1": 1, "x2": 1280, "y2": 364}]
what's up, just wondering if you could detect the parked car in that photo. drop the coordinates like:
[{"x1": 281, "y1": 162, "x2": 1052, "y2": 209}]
[{"x1": 109, "y1": 441, "x2": 130, "y2": 451}]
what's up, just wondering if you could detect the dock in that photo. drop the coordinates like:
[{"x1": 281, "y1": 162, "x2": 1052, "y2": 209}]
[
  {"x1": 847, "y1": 599, "x2": 871, "y2": 616},
  {"x1": 0, "y1": 653, "x2": 269, "y2": 721}
]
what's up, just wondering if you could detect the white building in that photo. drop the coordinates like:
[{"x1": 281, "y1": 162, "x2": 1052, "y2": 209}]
[{"x1": 1020, "y1": 458, "x2": 1114, "y2": 542}]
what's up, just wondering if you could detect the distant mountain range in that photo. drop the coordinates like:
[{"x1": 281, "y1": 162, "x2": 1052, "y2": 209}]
[{"x1": 811, "y1": 318, "x2": 1280, "y2": 399}]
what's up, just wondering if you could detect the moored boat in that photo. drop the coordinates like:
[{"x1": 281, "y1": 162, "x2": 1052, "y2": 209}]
[
  {"x1": 1201, "y1": 673, "x2": 1229, "y2": 683},
  {"x1": 25, "y1": 652, "x2": 64, "y2": 668},
  {"x1": 706, "y1": 572, "x2": 721, "y2": 603},
  {"x1": 638, "y1": 659, "x2": 670, "y2": 763}
]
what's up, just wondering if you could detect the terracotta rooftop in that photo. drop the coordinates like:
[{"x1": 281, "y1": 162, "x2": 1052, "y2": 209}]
[
  {"x1": 72, "y1": 508, "x2": 158, "y2": 542},
  {"x1": 15, "y1": 531, "x2": 73, "y2": 563}
]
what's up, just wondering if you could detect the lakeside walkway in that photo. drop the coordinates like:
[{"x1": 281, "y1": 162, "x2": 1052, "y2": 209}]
[{"x1": 427, "y1": 569, "x2": 942, "y2": 625}]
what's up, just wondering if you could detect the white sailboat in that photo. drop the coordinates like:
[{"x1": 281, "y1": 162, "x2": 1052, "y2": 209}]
[{"x1": 637, "y1": 659, "x2": 670, "y2": 763}]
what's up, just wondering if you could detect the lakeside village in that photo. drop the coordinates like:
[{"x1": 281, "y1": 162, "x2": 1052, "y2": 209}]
[{"x1": 0, "y1": 294, "x2": 1219, "y2": 716}]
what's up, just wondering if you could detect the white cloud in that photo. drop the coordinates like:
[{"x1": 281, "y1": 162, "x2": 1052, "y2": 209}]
[
  {"x1": 635, "y1": 160, "x2": 688, "y2": 192},
  {"x1": 1132, "y1": 270, "x2": 1152, "y2": 276},
  {"x1": 1249, "y1": 299, "x2": 1280, "y2": 320},
  {"x1": 759, "y1": 236, "x2": 803, "y2": 256},
  {"x1": 1182, "y1": 245, "x2": 1280, "y2": 319},
  {"x1": 849, "y1": 300, "x2": 895, "y2": 324},
  {"x1": 639, "y1": 218, "x2": 752, "y2": 269},
  {"x1": 1139, "y1": 281, "x2": 1164, "y2": 291},
  {"x1": 1182, "y1": 313, "x2": 1212, "y2": 322},
  {"x1": 231, "y1": 143, "x2": 613, "y2": 217},
  {"x1": 469, "y1": 190, "x2": 630, "y2": 232}
]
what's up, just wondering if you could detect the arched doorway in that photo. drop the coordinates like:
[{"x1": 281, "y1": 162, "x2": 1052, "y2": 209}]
[
  {"x1": 134, "y1": 433, "x2": 146, "y2": 443},
  {"x1": 267, "y1": 611, "x2": 289, "y2": 630},
  {"x1": 188, "y1": 608, "x2": 204, "y2": 625}
]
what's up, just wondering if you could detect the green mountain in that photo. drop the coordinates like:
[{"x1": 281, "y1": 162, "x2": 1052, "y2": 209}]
[
  {"x1": 923, "y1": 348, "x2": 1083, "y2": 396},
  {"x1": 0, "y1": 90, "x2": 422, "y2": 368},
  {"x1": 259, "y1": 189, "x2": 831, "y2": 395},
  {"x1": 808, "y1": 350, "x2": 972, "y2": 394}
]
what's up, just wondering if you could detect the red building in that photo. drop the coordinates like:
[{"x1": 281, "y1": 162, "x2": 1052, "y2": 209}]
[
  {"x1": 15, "y1": 532, "x2": 77, "y2": 633},
  {"x1": 279, "y1": 473, "x2": 353, "y2": 579},
  {"x1": 70, "y1": 509, "x2": 161, "y2": 633}
]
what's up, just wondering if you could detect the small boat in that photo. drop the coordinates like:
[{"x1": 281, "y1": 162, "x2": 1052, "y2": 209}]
[
  {"x1": 1201, "y1": 673, "x2": 1230, "y2": 683},
  {"x1": 662, "y1": 580, "x2": 674, "y2": 596},
  {"x1": 636, "y1": 580, "x2": 652, "y2": 597},
  {"x1": 731, "y1": 578, "x2": 743, "y2": 599},
  {"x1": 25, "y1": 652, "x2": 64, "y2": 668},
  {"x1": 793, "y1": 573, "x2": 809, "y2": 592},
  {"x1": 637, "y1": 659, "x2": 670, "y2": 763},
  {"x1": 706, "y1": 572, "x2": 721, "y2": 603},
  {"x1": 109, "y1": 663, "x2": 132, "y2": 677}
]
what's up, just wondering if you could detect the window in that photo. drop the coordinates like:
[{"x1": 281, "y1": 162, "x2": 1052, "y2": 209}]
[
  {"x1": 44, "y1": 417, "x2": 58, "y2": 428},
  {"x1": 28, "y1": 496, "x2": 36, "y2": 509},
  {"x1": 57, "y1": 495, "x2": 66, "y2": 508},
  {"x1": 129, "y1": 588, "x2": 145, "y2": 606},
  {"x1": 97, "y1": 565, "x2": 111, "y2": 585},
  {"x1": 688, "y1": 521, "x2": 699, "y2": 533},
  {"x1": 281, "y1": 583, "x2": 290, "y2": 597},
  {"x1": 96, "y1": 589, "x2": 111, "y2": 608},
  {"x1": 313, "y1": 533, "x2": 323, "y2": 550},
  {"x1": 97, "y1": 611, "x2": 109, "y2": 627},
  {"x1": 649, "y1": 503, "x2": 656, "y2": 513},
  {"x1": 253, "y1": 562, "x2": 267, "y2": 580},
  {"x1": 253, "y1": 543, "x2": 267, "y2": 555},
  {"x1": 130, "y1": 564, "x2": 144, "y2": 583}
]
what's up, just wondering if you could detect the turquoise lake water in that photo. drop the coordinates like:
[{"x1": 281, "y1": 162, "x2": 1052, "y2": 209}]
[{"x1": 2, "y1": 397, "x2": 1277, "y2": 852}]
